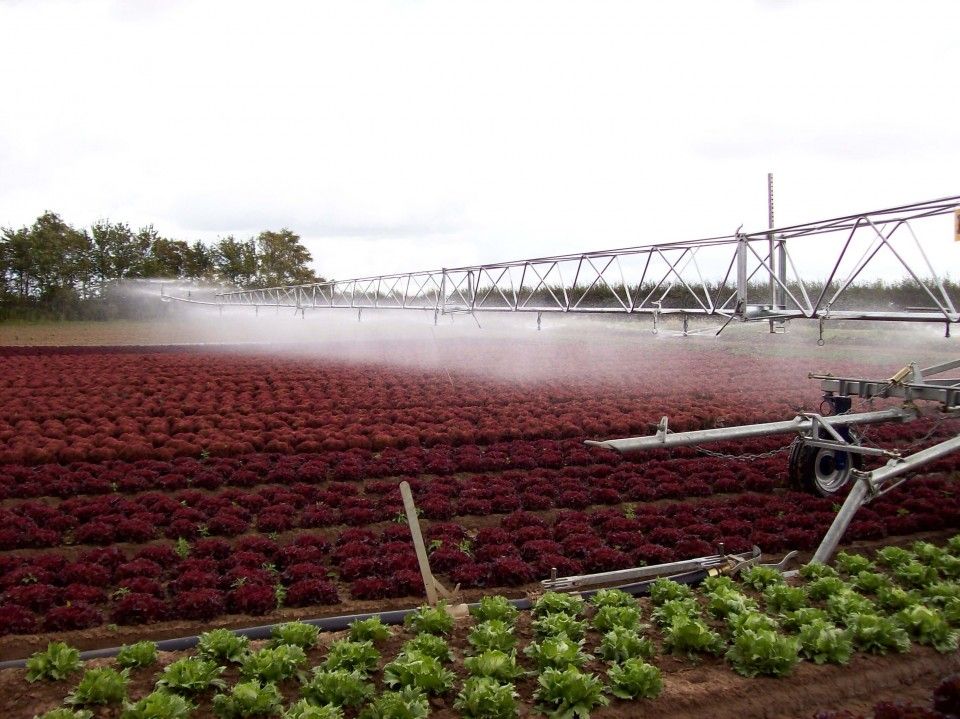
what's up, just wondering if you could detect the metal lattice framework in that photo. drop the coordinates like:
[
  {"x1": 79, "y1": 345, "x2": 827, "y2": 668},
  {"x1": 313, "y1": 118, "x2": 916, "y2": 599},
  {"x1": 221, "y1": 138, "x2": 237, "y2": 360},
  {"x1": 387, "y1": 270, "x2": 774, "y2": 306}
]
[{"x1": 162, "y1": 195, "x2": 960, "y2": 331}]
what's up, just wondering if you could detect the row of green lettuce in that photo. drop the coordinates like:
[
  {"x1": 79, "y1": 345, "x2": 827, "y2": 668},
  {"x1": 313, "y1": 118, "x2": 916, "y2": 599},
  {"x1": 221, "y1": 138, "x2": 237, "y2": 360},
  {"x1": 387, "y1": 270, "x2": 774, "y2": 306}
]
[{"x1": 23, "y1": 535, "x2": 960, "y2": 719}]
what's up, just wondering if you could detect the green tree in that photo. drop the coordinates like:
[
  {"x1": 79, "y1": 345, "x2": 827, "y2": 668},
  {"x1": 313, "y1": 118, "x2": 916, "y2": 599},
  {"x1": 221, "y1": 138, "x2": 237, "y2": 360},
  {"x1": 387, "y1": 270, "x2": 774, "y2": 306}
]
[
  {"x1": 0, "y1": 225, "x2": 35, "y2": 300},
  {"x1": 213, "y1": 236, "x2": 258, "y2": 287},
  {"x1": 29, "y1": 212, "x2": 94, "y2": 300},
  {"x1": 90, "y1": 220, "x2": 151, "y2": 283},
  {"x1": 255, "y1": 229, "x2": 317, "y2": 287},
  {"x1": 142, "y1": 234, "x2": 190, "y2": 278},
  {"x1": 184, "y1": 240, "x2": 216, "y2": 280}
]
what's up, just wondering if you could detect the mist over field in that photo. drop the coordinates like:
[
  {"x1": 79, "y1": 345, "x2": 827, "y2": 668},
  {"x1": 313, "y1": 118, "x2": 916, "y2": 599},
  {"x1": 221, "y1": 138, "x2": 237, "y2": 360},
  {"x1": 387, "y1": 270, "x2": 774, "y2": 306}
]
[{"x1": 128, "y1": 298, "x2": 956, "y2": 392}]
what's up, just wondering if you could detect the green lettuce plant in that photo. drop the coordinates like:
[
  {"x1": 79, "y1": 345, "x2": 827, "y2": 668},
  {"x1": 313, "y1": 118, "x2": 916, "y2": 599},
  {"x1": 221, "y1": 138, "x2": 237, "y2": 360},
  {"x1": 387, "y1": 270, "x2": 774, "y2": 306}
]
[
  {"x1": 895, "y1": 605, "x2": 959, "y2": 653},
  {"x1": 806, "y1": 576, "x2": 849, "y2": 601},
  {"x1": 591, "y1": 605, "x2": 642, "y2": 632},
  {"x1": 875, "y1": 546, "x2": 916, "y2": 571},
  {"x1": 349, "y1": 617, "x2": 393, "y2": 644},
  {"x1": 763, "y1": 584, "x2": 807, "y2": 613},
  {"x1": 156, "y1": 657, "x2": 227, "y2": 695},
  {"x1": 282, "y1": 700, "x2": 343, "y2": 719},
  {"x1": 532, "y1": 612, "x2": 587, "y2": 640},
  {"x1": 470, "y1": 596, "x2": 518, "y2": 624},
  {"x1": 702, "y1": 575, "x2": 737, "y2": 593},
  {"x1": 911, "y1": 541, "x2": 946, "y2": 564},
  {"x1": 197, "y1": 629, "x2": 250, "y2": 664},
  {"x1": 467, "y1": 619, "x2": 516, "y2": 654},
  {"x1": 404, "y1": 603, "x2": 454, "y2": 636},
  {"x1": 33, "y1": 710, "x2": 92, "y2": 719},
  {"x1": 798, "y1": 562, "x2": 837, "y2": 580},
  {"x1": 240, "y1": 645, "x2": 308, "y2": 683},
  {"x1": 271, "y1": 621, "x2": 320, "y2": 650},
  {"x1": 893, "y1": 561, "x2": 940, "y2": 589},
  {"x1": 65, "y1": 667, "x2": 128, "y2": 706},
  {"x1": 120, "y1": 690, "x2": 195, "y2": 719},
  {"x1": 597, "y1": 626, "x2": 655, "y2": 663},
  {"x1": 662, "y1": 615, "x2": 725, "y2": 657},
  {"x1": 922, "y1": 581, "x2": 960, "y2": 607},
  {"x1": 726, "y1": 611, "x2": 779, "y2": 637},
  {"x1": 383, "y1": 651, "x2": 455, "y2": 695},
  {"x1": 323, "y1": 640, "x2": 380, "y2": 674},
  {"x1": 851, "y1": 571, "x2": 891, "y2": 595},
  {"x1": 740, "y1": 566, "x2": 785, "y2": 591},
  {"x1": 301, "y1": 668, "x2": 373, "y2": 708},
  {"x1": 463, "y1": 650, "x2": 524, "y2": 682},
  {"x1": 590, "y1": 589, "x2": 636, "y2": 609},
  {"x1": 935, "y1": 554, "x2": 960, "y2": 580},
  {"x1": 402, "y1": 633, "x2": 452, "y2": 663},
  {"x1": 212, "y1": 680, "x2": 283, "y2": 718},
  {"x1": 534, "y1": 667, "x2": 608, "y2": 719},
  {"x1": 116, "y1": 641, "x2": 159, "y2": 670},
  {"x1": 606, "y1": 658, "x2": 662, "y2": 700},
  {"x1": 651, "y1": 597, "x2": 701, "y2": 627},
  {"x1": 826, "y1": 589, "x2": 876, "y2": 623},
  {"x1": 725, "y1": 629, "x2": 799, "y2": 677},
  {"x1": 797, "y1": 620, "x2": 853, "y2": 665},
  {"x1": 454, "y1": 677, "x2": 519, "y2": 719},
  {"x1": 26, "y1": 642, "x2": 83, "y2": 682},
  {"x1": 707, "y1": 588, "x2": 757, "y2": 618},
  {"x1": 834, "y1": 551, "x2": 874, "y2": 576},
  {"x1": 524, "y1": 635, "x2": 593, "y2": 671},
  {"x1": 358, "y1": 687, "x2": 430, "y2": 719},
  {"x1": 533, "y1": 592, "x2": 584, "y2": 618},
  {"x1": 648, "y1": 578, "x2": 694, "y2": 606},
  {"x1": 779, "y1": 607, "x2": 830, "y2": 633},
  {"x1": 846, "y1": 613, "x2": 911, "y2": 654},
  {"x1": 875, "y1": 585, "x2": 922, "y2": 612}
]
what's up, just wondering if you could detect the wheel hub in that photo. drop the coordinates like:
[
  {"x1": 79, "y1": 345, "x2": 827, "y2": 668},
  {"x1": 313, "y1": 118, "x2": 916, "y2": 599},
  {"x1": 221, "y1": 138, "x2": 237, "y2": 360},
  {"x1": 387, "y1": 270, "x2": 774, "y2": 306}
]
[{"x1": 814, "y1": 447, "x2": 852, "y2": 493}]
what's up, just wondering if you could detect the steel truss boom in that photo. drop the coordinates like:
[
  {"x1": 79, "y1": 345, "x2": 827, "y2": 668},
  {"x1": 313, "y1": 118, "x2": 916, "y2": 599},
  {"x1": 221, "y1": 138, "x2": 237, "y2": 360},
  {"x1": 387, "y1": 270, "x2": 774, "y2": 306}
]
[{"x1": 161, "y1": 195, "x2": 960, "y2": 327}]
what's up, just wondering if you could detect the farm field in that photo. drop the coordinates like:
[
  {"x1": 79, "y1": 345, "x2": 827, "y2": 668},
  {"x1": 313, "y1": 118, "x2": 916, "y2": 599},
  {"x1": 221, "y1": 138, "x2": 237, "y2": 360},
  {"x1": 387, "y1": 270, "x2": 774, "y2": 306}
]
[
  {"x1": 1, "y1": 318, "x2": 959, "y2": 717},
  {"x1": 4, "y1": 541, "x2": 960, "y2": 719}
]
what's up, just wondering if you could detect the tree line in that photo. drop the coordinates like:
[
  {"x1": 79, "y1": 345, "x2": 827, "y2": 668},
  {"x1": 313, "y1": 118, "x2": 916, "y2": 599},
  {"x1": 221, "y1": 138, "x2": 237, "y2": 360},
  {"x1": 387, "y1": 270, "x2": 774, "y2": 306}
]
[{"x1": 0, "y1": 212, "x2": 321, "y2": 320}]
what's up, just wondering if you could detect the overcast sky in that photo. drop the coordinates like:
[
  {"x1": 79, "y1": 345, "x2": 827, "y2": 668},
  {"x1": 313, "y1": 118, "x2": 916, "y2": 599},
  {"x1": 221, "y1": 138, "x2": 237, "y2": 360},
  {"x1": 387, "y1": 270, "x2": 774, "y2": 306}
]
[{"x1": 1, "y1": 0, "x2": 958, "y2": 282}]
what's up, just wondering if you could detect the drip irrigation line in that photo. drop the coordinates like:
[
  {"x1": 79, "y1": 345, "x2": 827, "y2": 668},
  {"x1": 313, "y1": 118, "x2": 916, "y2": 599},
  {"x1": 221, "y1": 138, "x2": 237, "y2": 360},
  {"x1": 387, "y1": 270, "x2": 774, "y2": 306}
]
[{"x1": 0, "y1": 568, "x2": 708, "y2": 668}]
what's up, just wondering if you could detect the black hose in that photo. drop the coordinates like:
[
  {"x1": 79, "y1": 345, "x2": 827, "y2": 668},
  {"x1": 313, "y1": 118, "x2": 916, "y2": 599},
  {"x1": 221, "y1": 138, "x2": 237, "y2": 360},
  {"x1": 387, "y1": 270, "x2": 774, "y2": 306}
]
[{"x1": 0, "y1": 568, "x2": 708, "y2": 668}]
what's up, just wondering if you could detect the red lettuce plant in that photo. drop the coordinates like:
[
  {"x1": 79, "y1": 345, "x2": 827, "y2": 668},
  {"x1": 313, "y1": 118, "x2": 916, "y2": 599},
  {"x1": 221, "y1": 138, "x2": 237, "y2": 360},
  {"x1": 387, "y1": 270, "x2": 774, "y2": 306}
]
[
  {"x1": 43, "y1": 602, "x2": 102, "y2": 631},
  {"x1": 285, "y1": 579, "x2": 339, "y2": 607}
]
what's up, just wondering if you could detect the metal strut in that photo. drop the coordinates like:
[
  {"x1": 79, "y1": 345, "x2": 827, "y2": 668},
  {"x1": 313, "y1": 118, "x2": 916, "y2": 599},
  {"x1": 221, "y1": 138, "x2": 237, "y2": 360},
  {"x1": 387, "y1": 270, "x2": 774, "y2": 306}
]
[
  {"x1": 542, "y1": 546, "x2": 761, "y2": 591},
  {"x1": 812, "y1": 434, "x2": 960, "y2": 563}
]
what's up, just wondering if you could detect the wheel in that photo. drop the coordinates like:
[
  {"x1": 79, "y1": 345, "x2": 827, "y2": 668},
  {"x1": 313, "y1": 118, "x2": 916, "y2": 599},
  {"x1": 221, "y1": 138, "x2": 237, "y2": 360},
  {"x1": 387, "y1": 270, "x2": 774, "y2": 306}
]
[{"x1": 788, "y1": 429, "x2": 863, "y2": 497}]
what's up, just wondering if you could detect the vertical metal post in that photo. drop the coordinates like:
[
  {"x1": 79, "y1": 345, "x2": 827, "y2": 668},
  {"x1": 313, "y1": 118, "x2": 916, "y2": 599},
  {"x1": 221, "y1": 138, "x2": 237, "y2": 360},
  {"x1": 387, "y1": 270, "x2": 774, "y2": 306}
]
[
  {"x1": 768, "y1": 172, "x2": 776, "y2": 332},
  {"x1": 736, "y1": 234, "x2": 748, "y2": 317},
  {"x1": 768, "y1": 173, "x2": 786, "y2": 333},
  {"x1": 440, "y1": 269, "x2": 447, "y2": 317}
]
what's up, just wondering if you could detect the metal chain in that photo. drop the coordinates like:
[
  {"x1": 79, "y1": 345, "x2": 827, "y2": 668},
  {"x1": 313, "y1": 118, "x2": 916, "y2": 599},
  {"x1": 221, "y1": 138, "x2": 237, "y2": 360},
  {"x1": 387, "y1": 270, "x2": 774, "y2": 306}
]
[
  {"x1": 687, "y1": 399, "x2": 958, "y2": 462},
  {"x1": 693, "y1": 435, "x2": 799, "y2": 461},
  {"x1": 857, "y1": 401, "x2": 959, "y2": 452},
  {"x1": 891, "y1": 413, "x2": 958, "y2": 451}
]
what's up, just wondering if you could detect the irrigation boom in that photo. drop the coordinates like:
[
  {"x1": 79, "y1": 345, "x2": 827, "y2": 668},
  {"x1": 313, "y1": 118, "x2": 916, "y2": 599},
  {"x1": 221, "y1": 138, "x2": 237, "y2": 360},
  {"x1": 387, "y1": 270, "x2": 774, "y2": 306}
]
[
  {"x1": 591, "y1": 359, "x2": 960, "y2": 567},
  {"x1": 162, "y1": 195, "x2": 960, "y2": 335}
]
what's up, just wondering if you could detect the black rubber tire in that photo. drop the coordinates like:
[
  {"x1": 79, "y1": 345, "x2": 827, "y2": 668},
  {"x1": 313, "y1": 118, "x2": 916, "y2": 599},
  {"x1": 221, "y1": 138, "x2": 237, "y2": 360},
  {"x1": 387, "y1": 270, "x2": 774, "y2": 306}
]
[{"x1": 788, "y1": 430, "x2": 864, "y2": 497}]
